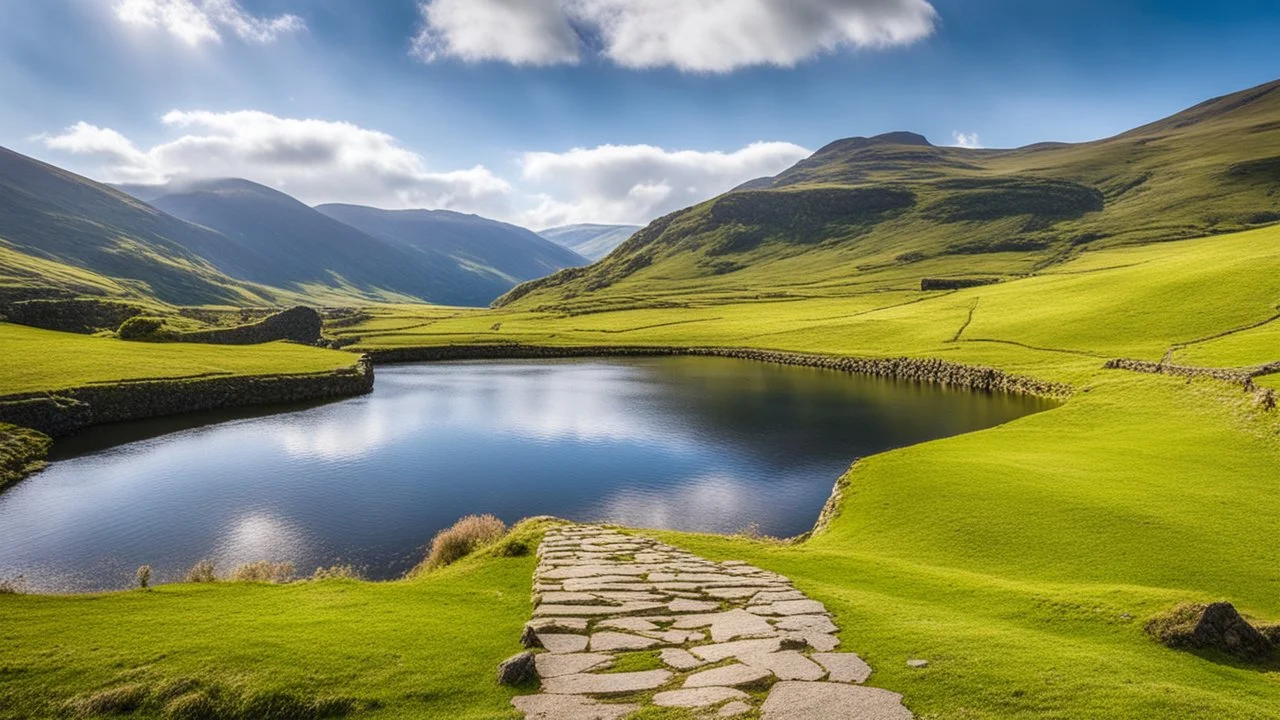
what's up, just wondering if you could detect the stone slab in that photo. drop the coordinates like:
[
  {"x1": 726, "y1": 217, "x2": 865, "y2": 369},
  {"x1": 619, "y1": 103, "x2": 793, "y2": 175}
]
[
  {"x1": 813, "y1": 653, "x2": 872, "y2": 684},
  {"x1": 535, "y1": 652, "x2": 613, "y2": 678},
  {"x1": 652, "y1": 687, "x2": 749, "y2": 708},
  {"x1": 542, "y1": 670, "x2": 673, "y2": 696},
  {"x1": 512, "y1": 694, "x2": 637, "y2": 720},
  {"x1": 684, "y1": 664, "x2": 773, "y2": 688},
  {"x1": 760, "y1": 682, "x2": 913, "y2": 720}
]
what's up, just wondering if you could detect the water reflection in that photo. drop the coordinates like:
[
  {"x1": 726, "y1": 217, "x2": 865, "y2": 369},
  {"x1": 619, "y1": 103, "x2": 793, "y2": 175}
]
[{"x1": 0, "y1": 358, "x2": 1053, "y2": 592}]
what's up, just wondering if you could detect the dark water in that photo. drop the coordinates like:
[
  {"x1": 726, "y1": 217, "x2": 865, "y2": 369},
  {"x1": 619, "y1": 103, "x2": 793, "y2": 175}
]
[{"x1": 0, "y1": 358, "x2": 1053, "y2": 592}]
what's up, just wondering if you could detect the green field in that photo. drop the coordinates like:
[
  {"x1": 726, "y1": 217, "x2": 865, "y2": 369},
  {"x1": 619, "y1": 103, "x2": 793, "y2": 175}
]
[
  {"x1": 2, "y1": 220, "x2": 1278, "y2": 718},
  {"x1": 0, "y1": 322, "x2": 361, "y2": 395}
]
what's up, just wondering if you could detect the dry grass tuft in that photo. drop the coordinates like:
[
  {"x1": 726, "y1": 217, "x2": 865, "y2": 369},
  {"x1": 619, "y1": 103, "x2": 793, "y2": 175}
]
[
  {"x1": 311, "y1": 564, "x2": 363, "y2": 581},
  {"x1": 183, "y1": 560, "x2": 218, "y2": 583},
  {"x1": 420, "y1": 514, "x2": 507, "y2": 571},
  {"x1": 231, "y1": 561, "x2": 296, "y2": 584}
]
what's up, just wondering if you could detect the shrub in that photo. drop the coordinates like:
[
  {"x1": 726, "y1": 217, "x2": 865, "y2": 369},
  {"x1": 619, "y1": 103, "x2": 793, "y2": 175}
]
[
  {"x1": 0, "y1": 574, "x2": 24, "y2": 594},
  {"x1": 183, "y1": 560, "x2": 217, "y2": 583},
  {"x1": 421, "y1": 514, "x2": 506, "y2": 571},
  {"x1": 311, "y1": 564, "x2": 362, "y2": 581},
  {"x1": 231, "y1": 561, "x2": 295, "y2": 584},
  {"x1": 136, "y1": 565, "x2": 152, "y2": 590},
  {"x1": 117, "y1": 316, "x2": 167, "y2": 341},
  {"x1": 499, "y1": 539, "x2": 530, "y2": 557}
]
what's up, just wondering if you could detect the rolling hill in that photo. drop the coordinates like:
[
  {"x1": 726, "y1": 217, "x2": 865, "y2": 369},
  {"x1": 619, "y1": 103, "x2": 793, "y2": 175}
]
[
  {"x1": 315, "y1": 204, "x2": 587, "y2": 305},
  {"x1": 538, "y1": 223, "x2": 641, "y2": 261},
  {"x1": 499, "y1": 78, "x2": 1280, "y2": 312},
  {"x1": 0, "y1": 147, "x2": 277, "y2": 307}
]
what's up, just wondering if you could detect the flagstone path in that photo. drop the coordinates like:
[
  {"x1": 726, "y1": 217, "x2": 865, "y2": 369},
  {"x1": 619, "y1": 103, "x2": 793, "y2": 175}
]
[{"x1": 508, "y1": 524, "x2": 914, "y2": 719}]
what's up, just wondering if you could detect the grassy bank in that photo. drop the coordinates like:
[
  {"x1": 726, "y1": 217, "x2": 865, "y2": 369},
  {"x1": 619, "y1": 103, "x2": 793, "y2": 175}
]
[
  {"x1": 0, "y1": 323, "x2": 360, "y2": 396},
  {"x1": 1, "y1": 226, "x2": 1278, "y2": 718},
  {"x1": 0, "y1": 423, "x2": 50, "y2": 489}
]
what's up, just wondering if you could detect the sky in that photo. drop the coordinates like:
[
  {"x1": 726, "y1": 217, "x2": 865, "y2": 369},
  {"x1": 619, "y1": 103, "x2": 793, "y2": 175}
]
[{"x1": 1, "y1": 0, "x2": 1278, "y2": 229}]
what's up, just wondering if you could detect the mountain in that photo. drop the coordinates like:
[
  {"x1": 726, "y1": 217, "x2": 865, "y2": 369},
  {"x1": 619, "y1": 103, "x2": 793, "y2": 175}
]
[
  {"x1": 314, "y1": 204, "x2": 588, "y2": 303},
  {"x1": 0, "y1": 147, "x2": 276, "y2": 306},
  {"x1": 498, "y1": 78, "x2": 1280, "y2": 312},
  {"x1": 147, "y1": 178, "x2": 449, "y2": 304},
  {"x1": 538, "y1": 224, "x2": 642, "y2": 261}
]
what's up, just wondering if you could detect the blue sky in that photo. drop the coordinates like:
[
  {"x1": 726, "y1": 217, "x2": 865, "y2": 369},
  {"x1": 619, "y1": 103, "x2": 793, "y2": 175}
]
[{"x1": 2, "y1": 0, "x2": 1277, "y2": 228}]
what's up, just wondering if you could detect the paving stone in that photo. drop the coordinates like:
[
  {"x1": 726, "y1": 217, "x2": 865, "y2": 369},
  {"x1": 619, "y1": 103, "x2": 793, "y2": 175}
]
[
  {"x1": 592, "y1": 591, "x2": 671, "y2": 603},
  {"x1": 813, "y1": 653, "x2": 872, "y2": 683},
  {"x1": 741, "y1": 650, "x2": 827, "y2": 681},
  {"x1": 652, "y1": 687, "x2": 749, "y2": 708},
  {"x1": 562, "y1": 579, "x2": 655, "y2": 591},
  {"x1": 774, "y1": 615, "x2": 838, "y2": 633},
  {"x1": 535, "y1": 652, "x2": 613, "y2": 678},
  {"x1": 907, "y1": 659, "x2": 929, "y2": 668},
  {"x1": 668, "y1": 599, "x2": 721, "y2": 613},
  {"x1": 660, "y1": 648, "x2": 706, "y2": 671},
  {"x1": 704, "y1": 587, "x2": 764, "y2": 600},
  {"x1": 760, "y1": 681, "x2": 913, "y2": 720},
  {"x1": 597, "y1": 617, "x2": 660, "y2": 633},
  {"x1": 534, "y1": 602, "x2": 666, "y2": 617},
  {"x1": 539, "y1": 592, "x2": 609, "y2": 605},
  {"x1": 719, "y1": 700, "x2": 753, "y2": 716},
  {"x1": 753, "y1": 590, "x2": 807, "y2": 603},
  {"x1": 537, "y1": 633, "x2": 589, "y2": 654},
  {"x1": 645, "y1": 629, "x2": 706, "y2": 644},
  {"x1": 690, "y1": 638, "x2": 783, "y2": 663},
  {"x1": 540, "y1": 565, "x2": 648, "y2": 580},
  {"x1": 684, "y1": 664, "x2": 773, "y2": 688},
  {"x1": 749, "y1": 600, "x2": 827, "y2": 616},
  {"x1": 782, "y1": 630, "x2": 840, "y2": 652},
  {"x1": 512, "y1": 694, "x2": 638, "y2": 720},
  {"x1": 589, "y1": 631, "x2": 662, "y2": 651},
  {"x1": 541, "y1": 669, "x2": 673, "y2": 696},
  {"x1": 673, "y1": 609, "x2": 778, "y2": 642},
  {"x1": 528, "y1": 618, "x2": 589, "y2": 632}
]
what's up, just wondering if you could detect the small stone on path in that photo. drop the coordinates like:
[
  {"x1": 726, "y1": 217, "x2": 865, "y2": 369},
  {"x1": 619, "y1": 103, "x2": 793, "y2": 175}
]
[{"x1": 907, "y1": 659, "x2": 929, "y2": 668}]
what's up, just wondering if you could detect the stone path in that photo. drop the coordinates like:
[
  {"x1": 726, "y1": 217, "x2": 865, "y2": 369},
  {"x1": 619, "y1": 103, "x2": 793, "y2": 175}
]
[{"x1": 507, "y1": 524, "x2": 914, "y2": 719}]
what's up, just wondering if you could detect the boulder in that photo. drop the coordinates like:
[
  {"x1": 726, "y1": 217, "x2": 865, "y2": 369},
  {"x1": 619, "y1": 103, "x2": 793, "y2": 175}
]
[
  {"x1": 497, "y1": 651, "x2": 537, "y2": 686},
  {"x1": 1192, "y1": 602, "x2": 1272, "y2": 659}
]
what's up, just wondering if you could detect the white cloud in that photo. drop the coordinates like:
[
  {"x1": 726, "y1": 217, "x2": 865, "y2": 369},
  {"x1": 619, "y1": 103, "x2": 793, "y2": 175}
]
[
  {"x1": 518, "y1": 141, "x2": 810, "y2": 227},
  {"x1": 951, "y1": 131, "x2": 981, "y2": 149},
  {"x1": 113, "y1": 0, "x2": 304, "y2": 46},
  {"x1": 414, "y1": 0, "x2": 938, "y2": 72},
  {"x1": 412, "y1": 0, "x2": 581, "y2": 65},
  {"x1": 40, "y1": 111, "x2": 513, "y2": 215}
]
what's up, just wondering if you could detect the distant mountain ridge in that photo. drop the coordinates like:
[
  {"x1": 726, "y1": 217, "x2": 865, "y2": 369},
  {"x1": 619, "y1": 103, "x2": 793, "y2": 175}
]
[
  {"x1": 498, "y1": 77, "x2": 1280, "y2": 312},
  {"x1": 538, "y1": 224, "x2": 642, "y2": 261}
]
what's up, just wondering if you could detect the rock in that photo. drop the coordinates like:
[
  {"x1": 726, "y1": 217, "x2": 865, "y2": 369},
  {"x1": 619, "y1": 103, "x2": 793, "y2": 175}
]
[
  {"x1": 535, "y1": 652, "x2": 614, "y2": 678},
  {"x1": 660, "y1": 648, "x2": 707, "y2": 671},
  {"x1": 538, "y1": 633, "x2": 589, "y2": 654},
  {"x1": 753, "y1": 590, "x2": 807, "y2": 603},
  {"x1": 740, "y1": 651, "x2": 827, "y2": 681},
  {"x1": 590, "y1": 631, "x2": 662, "y2": 651},
  {"x1": 652, "y1": 687, "x2": 749, "y2": 708},
  {"x1": 521, "y1": 624, "x2": 543, "y2": 648},
  {"x1": 541, "y1": 669, "x2": 672, "y2": 695},
  {"x1": 539, "y1": 591, "x2": 607, "y2": 605},
  {"x1": 598, "y1": 617, "x2": 660, "y2": 633},
  {"x1": 528, "y1": 618, "x2": 589, "y2": 633},
  {"x1": 1193, "y1": 602, "x2": 1273, "y2": 659},
  {"x1": 813, "y1": 653, "x2": 872, "y2": 683},
  {"x1": 906, "y1": 659, "x2": 929, "y2": 669},
  {"x1": 673, "y1": 609, "x2": 777, "y2": 642},
  {"x1": 668, "y1": 599, "x2": 721, "y2": 613},
  {"x1": 719, "y1": 700, "x2": 753, "y2": 716},
  {"x1": 497, "y1": 652, "x2": 537, "y2": 686},
  {"x1": 775, "y1": 615, "x2": 838, "y2": 634},
  {"x1": 534, "y1": 602, "x2": 666, "y2": 617},
  {"x1": 750, "y1": 600, "x2": 827, "y2": 616},
  {"x1": 684, "y1": 664, "x2": 773, "y2": 688},
  {"x1": 761, "y1": 682, "x2": 913, "y2": 720},
  {"x1": 704, "y1": 587, "x2": 764, "y2": 600},
  {"x1": 691, "y1": 638, "x2": 784, "y2": 663},
  {"x1": 511, "y1": 694, "x2": 638, "y2": 719},
  {"x1": 784, "y1": 630, "x2": 840, "y2": 652}
]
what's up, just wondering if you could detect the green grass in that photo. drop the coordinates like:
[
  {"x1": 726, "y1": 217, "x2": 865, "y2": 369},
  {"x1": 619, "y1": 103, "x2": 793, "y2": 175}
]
[
  {"x1": 0, "y1": 520, "x2": 555, "y2": 720},
  {"x1": 0, "y1": 422, "x2": 50, "y2": 489},
  {"x1": 2, "y1": 224, "x2": 1279, "y2": 717},
  {"x1": 0, "y1": 322, "x2": 360, "y2": 395}
]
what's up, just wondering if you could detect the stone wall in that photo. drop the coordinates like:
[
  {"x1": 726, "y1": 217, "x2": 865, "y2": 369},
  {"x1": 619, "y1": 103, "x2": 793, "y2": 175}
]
[
  {"x1": 0, "y1": 357, "x2": 374, "y2": 438},
  {"x1": 920, "y1": 277, "x2": 1001, "y2": 291},
  {"x1": 2, "y1": 299, "x2": 143, "y2": 334},
  {"x1": 1104, "y1": 358, "x2": 1279, "y2": 410},
  {"x1": 367, "y1": 344, "x2": 1072, "y2": 398}
]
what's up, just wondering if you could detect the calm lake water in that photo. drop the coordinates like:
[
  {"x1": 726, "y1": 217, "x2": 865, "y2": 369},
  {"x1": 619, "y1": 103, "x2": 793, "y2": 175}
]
[{"x1": 0, "y1": 358, "x2": 1052, "y2": 592}]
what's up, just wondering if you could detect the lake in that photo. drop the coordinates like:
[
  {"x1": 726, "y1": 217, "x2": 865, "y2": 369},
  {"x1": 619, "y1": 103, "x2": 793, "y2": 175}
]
[{"x1": 0, "y1": 357, "x2": 1053, "y2": 592}]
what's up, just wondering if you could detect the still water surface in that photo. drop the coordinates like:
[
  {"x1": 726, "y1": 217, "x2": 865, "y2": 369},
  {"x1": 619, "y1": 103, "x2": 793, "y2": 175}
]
[{"x1": 0, "y1": 358, "x2": 1052, "y2": 591}]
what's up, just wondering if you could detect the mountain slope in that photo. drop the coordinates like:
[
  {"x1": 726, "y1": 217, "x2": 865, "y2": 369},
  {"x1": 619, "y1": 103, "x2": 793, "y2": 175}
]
[
  {"x1": 0, "y1": 148, "x2": 275, "y2": 306},
  {"x1": 538, "y1": 224, "x2": 641, "y2": 261},
  {"x1": 315, "y1": 204, "x2": 587, "y2": 304},
  {"x1": 500, "y1": 78, "x2": 1280, "y2": 312},
  {"x1": 148, "y1": 179, "x2": 451, "y2": 304}
]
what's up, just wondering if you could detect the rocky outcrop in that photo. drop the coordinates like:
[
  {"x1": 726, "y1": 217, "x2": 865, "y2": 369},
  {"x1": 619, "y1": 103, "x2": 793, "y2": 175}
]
[
  {"x1": 0, "y1": 357, "x2": 374, "y2": 438},
  {"x1": 0, "y1": 423, "x2": 52, "y2": 489},
  {"x1": 367, "y1": 344, "x2": 1071, "y2": 399},
  {"x1": 2, "y1": 299, "x2": 143, "y2": 334},
  {"x1": 1146, "y1": 602, "x2": 1273, "y2": 660},
  {"x1": 171, "y1": 306, "x2": 323, "y2": 345},
  {"x1": 920, "y1": 277, "x2": 1000, "y2": 291}
]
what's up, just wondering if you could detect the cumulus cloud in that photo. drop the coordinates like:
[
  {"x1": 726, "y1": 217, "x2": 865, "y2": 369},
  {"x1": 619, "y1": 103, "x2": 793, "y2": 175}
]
[
  {"x1": 414, "y1": 0, "x2": 938, "y2": 72},
  {"x1": 518, "y1": 141, "x2": 811, "y2": 227},
  {"x1": 40, "y1": 111, "x2": 513, "y2": 214},
  {"x1": 412, "y1": 0, "x2": 581, "y2": 65},
  {"x1": 113, "y1": 0, "x2": 304, "y2": 46},
  {"x1": 951, "y1": 131, "x2": 981, "y2": 149}
]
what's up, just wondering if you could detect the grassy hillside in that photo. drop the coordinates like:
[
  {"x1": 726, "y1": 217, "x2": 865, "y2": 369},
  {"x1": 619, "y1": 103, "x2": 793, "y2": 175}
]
[
  {"x1": 0, "y1": 323, "x2": 359, "y2": 396},
  {"x1": 538, "y1": 223, "x2": 642, "y2": 261},
  {"x1": 500, "y1": 79, "x2": 1280, "y2": 313},
  {"x1": 0, "y1": 148, "x2": 276, "y2": 307},
  {"x1": 315, "y1": 204, "x2": 587, "y2": 306}
]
